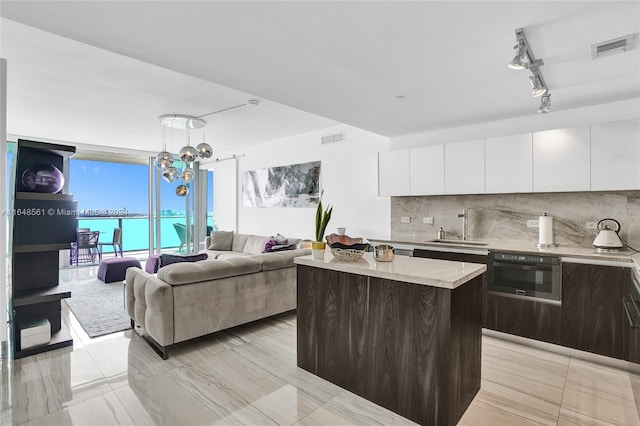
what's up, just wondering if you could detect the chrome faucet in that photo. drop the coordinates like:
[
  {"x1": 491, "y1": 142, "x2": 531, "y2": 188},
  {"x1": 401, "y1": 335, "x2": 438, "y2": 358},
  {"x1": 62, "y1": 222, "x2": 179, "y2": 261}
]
[{"x1": 458, "y1": 209, "x2": 468, "y2": 241}]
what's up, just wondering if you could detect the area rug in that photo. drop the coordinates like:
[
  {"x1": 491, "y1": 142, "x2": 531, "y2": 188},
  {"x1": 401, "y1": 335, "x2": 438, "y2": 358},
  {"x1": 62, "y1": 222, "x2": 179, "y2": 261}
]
[{"x1": 64, "y1": 278, "x2": 131, "y2": 338}]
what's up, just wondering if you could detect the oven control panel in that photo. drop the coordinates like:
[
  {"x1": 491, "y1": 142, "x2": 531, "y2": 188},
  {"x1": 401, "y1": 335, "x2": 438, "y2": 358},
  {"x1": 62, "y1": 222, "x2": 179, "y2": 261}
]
[{"x1": 491, "y1": 252, "x2": 559, "y2": 265}]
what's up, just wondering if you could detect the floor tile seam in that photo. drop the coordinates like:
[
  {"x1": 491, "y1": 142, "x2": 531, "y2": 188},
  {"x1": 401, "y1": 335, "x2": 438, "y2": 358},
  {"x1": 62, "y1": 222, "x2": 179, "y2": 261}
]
[
  {"x1": 556, "y1": 356, "x2": 571, "y2": 426},
  {"x1": 479, "y1": 377, "x2": 565, "y2": 411},
  {"x1": 475, "y1": 389, "x2": 562, "y2": 423},
  {"x1": 558, "y1": 405, "x2": 621, "y2": 426}
]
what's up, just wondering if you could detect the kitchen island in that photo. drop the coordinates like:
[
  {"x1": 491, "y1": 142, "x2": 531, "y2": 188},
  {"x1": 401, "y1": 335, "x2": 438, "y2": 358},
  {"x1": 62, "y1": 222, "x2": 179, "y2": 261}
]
[{"x1": 295, "y1": 253, "x2": 486, "y2": 426}]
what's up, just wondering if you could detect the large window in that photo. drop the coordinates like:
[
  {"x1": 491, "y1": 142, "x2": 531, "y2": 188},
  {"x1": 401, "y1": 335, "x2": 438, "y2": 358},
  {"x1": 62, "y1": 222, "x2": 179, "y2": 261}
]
[{"x1": 70, "y1": 158, "x2": 194, "y2": 253}]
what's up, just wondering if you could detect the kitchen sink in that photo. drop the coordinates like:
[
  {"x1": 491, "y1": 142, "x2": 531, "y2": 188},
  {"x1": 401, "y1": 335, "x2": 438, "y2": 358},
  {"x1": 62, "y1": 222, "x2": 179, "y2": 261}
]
[{"x1": 425, "y1": 239, "x2": 489, "y2": 246}]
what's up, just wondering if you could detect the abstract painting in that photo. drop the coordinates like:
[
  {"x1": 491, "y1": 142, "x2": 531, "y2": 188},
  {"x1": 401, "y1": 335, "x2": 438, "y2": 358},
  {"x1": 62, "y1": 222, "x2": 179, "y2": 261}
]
[{"x1": 242, "y1": 161, "x2": 320, "y2": 208}]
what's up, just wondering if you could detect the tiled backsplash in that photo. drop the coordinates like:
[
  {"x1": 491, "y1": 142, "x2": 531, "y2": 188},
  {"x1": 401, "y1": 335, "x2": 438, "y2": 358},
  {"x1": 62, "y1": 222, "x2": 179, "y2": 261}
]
[{"x1": 391, "y1": 191, "x2": 640, "y2": 249}]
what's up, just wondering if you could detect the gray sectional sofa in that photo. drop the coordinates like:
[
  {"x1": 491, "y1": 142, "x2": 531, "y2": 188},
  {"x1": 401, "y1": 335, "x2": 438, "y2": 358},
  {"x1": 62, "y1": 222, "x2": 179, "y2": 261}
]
[{"x1": 125, "y1": 233, "x2": 309, "y2": 358}]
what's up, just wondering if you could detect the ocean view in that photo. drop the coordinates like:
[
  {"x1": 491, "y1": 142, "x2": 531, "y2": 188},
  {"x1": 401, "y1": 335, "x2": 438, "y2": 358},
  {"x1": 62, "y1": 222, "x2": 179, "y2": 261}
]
[{"x1": 78, "y1": 216, "x2": 215, "y2": 253}]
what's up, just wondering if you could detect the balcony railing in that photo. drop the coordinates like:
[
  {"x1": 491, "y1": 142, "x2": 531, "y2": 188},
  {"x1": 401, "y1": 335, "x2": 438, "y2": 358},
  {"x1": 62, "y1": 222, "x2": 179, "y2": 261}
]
[{"x1": 77, "y1": 215, "x2": 215, "y2": 254}]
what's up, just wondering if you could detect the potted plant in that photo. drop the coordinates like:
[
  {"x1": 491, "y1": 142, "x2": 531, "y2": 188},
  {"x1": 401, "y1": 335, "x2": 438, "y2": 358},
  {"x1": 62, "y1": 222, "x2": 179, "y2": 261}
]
[{"x1": 312, "y1": 190, "x2": 332, "y2": 259}]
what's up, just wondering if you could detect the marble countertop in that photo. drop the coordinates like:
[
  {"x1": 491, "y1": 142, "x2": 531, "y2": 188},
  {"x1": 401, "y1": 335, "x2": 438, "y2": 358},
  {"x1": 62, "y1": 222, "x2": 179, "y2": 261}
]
[
  {"x1": 367, "y1": 235, "x2": 640, "y2": 268},
  {"x1": 294, "y1": 252, "x2": 486, "y2": 290}
]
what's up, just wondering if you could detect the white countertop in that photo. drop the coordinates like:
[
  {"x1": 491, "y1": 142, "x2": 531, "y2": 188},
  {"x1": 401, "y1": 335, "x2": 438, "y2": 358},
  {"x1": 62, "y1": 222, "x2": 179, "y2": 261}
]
[
  {"x1": 367, "y1": 235, "x2": 640, "y2": 268},
  {"x1": 294, "y1": 252, "x2": 486, "y2": 289}
]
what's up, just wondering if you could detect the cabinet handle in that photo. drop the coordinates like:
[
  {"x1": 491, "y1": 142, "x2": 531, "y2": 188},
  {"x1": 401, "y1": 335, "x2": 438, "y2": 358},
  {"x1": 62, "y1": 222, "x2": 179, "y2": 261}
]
[{"x1": 623, "y1": 298, "x2": 640, "y2": 329}]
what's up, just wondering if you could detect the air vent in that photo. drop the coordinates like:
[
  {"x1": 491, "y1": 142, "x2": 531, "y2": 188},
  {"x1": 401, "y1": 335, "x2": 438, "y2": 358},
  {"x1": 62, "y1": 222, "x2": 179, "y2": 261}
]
[
  {"x1": 591, "y1": 33, "x2": 636, "y2": 59},
  {"x1": 321, "y1": 132, "x2": 345, "y2": 144}
]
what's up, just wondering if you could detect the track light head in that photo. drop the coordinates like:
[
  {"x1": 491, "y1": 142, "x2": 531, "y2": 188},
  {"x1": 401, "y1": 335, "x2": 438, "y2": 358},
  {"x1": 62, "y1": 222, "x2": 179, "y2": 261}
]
[
  {"x1": 538, "y1": 93, "x2": 551, "y2": 114},
  {"x1": 529, "y1": 74, "x2": 547, "y2": 97},
  {"x1": 508, "y1": 40, "x2": 527, "y2": 70}
]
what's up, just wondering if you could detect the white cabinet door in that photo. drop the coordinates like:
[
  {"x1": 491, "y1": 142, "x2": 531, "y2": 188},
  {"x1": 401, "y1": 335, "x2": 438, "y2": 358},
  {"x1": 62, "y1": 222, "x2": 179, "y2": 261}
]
[
  {"x1": 444, "y1": 139, "x2": 485, "y2": 194},
  {"x1": 485, "y1": 133, "x2": 533, "y2": 193},
  {"x1": 533, "y1": 126, "x2": 590, "y2": 192},
  {"x1": 410, "y1": 145, "x2": 445, "y2": 195},
  {"x1": 378, "y1": 150, "x2": 410, "y2": 196},
  {"x1": 591, "y1": 118, "x2": 640, "y2": 191}
]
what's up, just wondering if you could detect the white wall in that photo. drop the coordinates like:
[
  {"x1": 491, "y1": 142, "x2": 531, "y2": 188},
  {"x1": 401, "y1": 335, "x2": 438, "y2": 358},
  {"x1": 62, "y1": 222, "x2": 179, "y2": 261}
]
[
  {"x1": 391, "y1": 98, "x2": 640, "y2": 149},
  {"x1": 204, "y1": 125, "x2": 391, "y2": 241},
  {"x1": 210, "y1": 158, "x2": 238, "y2": 232}
]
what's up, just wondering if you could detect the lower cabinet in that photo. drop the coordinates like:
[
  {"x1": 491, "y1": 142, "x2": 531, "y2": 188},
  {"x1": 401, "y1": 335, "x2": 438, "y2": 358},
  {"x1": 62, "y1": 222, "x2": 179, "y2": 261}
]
[
  {"x1": 560, "y1": 262, "x2": 627, "y2": 360},
  {"x1": 485, "y1": 295, "x2": 562, "y2": 345}
]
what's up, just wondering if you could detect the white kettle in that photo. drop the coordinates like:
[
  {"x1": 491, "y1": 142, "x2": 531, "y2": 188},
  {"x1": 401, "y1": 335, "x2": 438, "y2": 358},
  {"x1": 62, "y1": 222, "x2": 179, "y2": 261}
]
[{"x1": 592, "y1": 218, "x2": 624, "y2": 249}]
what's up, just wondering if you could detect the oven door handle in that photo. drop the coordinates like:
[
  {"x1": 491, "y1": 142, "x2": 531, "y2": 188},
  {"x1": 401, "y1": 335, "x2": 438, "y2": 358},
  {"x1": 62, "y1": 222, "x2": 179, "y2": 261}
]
[{"x1": 491, "y1": 261, "x2": 549, "y2": 271}]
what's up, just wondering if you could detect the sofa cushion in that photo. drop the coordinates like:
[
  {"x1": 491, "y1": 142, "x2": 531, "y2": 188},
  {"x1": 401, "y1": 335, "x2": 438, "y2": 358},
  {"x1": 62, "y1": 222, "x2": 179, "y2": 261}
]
[
  {"x1": 232, "y1": 233, "x2": 250, "y2": 252},
  {"x1": 244, "y1": 235, "x2": 271, "y2": 254},
  {"x1": 251, "y1": 248, "x2": 311, "y2": 271},
  {"x1": 157, "y1": 257, "x2": 261, "y2": 285},
  {"x1": 208, "y1": 230, "x2": 234, "y2": 250},
  {"x1": 217, "y1": 252, "x2": 252, "y2": 260},
  {"x1": 159, "y1": 253, "x2": 208, "y2": 268},
  {"x1": 204, "y1": 250, "x2": 245, "y2": 259}
]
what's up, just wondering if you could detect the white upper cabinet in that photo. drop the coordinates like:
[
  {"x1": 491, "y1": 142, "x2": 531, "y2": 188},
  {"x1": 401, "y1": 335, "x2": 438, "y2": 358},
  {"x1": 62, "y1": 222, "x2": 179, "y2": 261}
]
[
  {"x1": 591, "y1": 118, "x2": 640, "y2": 191},
  {"x1": 485, "y1": 133, "x2": 533, "y2": 193},
  {"x1": 444, "y1": 139, "x2": 485, "y2": 194},
  {"x1": 533, "y1": 126, "x2": 590, "y2": 192},
  {"x1": 378, "y1": 149, "x2": 410, "y2": 196},
  {"x1": 410, "y1": 145, "x2": 445, "y2": 195}
]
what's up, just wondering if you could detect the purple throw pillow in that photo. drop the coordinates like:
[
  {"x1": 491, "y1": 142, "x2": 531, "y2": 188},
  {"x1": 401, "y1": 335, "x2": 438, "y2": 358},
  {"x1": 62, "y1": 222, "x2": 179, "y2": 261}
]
[
  {"x1": 263, "y1": 238, "x2": 278, "y2": 253},
  {"x1": 158, "y1": 253, "x2": 208, "y2": 268}
]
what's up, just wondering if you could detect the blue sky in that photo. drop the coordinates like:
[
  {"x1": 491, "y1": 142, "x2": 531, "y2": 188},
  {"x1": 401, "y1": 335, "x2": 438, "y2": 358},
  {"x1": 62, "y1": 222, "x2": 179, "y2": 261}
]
[{"x1": 69, "y1": 159, "x2": 212, "y2": 214}]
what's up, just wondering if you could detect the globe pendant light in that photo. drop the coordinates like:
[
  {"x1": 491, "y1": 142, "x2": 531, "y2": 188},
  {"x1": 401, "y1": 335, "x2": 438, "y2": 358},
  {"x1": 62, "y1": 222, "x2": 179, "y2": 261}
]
[
  {"x1": 179, "y1": 144, "x2": 198, "y2": 163},
  {"x1": 162, "y1": 166, "x2": 179, "y2": 183},
  {"x1": 180, "y1": 167, "x2": 195, "y2": 183},
  {"x1": 155, "y1": 151, "x2": 174, "y2": 170},
  {"x1": 196, "y1": 135, "x2": 213, "y2": 159},
  {"x1": 176, "y1": 184, "x2": 189, "y2": 197}
]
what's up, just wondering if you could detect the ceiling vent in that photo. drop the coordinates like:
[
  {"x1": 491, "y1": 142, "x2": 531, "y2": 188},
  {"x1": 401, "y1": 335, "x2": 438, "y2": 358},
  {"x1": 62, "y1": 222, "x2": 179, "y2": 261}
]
[
  {"x1": 591, "y1": 33, "x2": 636, "y2": 59},
  {"x1": 321, "y1": 132, "x2": 345, "y2": 144}
]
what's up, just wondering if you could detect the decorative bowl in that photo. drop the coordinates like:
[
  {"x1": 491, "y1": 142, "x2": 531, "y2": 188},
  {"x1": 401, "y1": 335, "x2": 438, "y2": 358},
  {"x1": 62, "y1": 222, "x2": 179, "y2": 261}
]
[
  {"x1": 326, "y1": 233, "x2": 363, "y2": 246},
  {"x1": 331, "y1": 247, "x2": 367, "y2": 262}
]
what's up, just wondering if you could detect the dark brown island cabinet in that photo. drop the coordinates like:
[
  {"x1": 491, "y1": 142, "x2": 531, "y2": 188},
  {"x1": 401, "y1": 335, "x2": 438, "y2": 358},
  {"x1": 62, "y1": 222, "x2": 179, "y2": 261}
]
[
  {"x1": 295, "y1": 253, "x2": 486, "y2": 426},
  {"x1": 10, "y1": 139, "x2": 77, "y2": 359}
]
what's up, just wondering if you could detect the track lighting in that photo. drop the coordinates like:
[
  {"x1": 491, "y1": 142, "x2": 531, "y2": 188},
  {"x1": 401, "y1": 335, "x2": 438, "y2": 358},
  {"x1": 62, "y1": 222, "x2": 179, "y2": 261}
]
[
  {"x1": 529, "y1": 73, "x2": 547, "y2": 97},
  {"x1": 508, "y1": 28, "x2": 552, "y2": 113},
  {"x1": 538, "y1": 93, "x2": 551, "y2": 114},
  {"x1": 508, "y1": 40, "x2": 527, "y2": 70}
]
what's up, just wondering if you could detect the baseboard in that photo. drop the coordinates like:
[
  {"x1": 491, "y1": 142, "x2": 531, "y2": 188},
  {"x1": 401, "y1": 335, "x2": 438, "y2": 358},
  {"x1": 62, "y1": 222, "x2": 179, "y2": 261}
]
[{"x1": 482, "y1": 328, "x2": 640, "y2": 374}]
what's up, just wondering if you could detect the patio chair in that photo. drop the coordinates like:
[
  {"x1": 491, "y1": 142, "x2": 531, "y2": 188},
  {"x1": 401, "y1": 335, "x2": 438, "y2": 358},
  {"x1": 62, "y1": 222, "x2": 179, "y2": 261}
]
[
  {"x1": 97, "y1": 228, "x2": 123, "y2": 260},
  {"x1": 70, "y1": 230, "x2": 100, "y2": 265},
  {"x1": 173, "y1": 223, "x2": 213, "y2": 251},
  {"x1": 173, "y1": 223, "x2": 189, "y2": 251}
]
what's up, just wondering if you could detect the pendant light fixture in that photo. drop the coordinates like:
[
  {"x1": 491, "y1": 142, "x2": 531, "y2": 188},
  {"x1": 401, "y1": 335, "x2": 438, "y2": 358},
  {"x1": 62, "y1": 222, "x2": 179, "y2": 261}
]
[
  {"x1": 508, "y1": 28, "x2": 552, "y2": 113},
  {"x1": 156, "y1": 100, "x2": 260, "y2": 188}
]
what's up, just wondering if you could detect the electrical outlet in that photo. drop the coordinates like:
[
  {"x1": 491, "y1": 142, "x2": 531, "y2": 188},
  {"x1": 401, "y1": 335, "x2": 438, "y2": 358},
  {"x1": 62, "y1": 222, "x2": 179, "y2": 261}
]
[
  {"x1": 527, "y1": 219, "x2": 539, "y2": 228},
  {"x1": 400, "y1": 216, "x2": 411, "y2": 224},
  {"x1": 423, "y1": 217, "x2": 434, "y2": 224},
  {"x1": 586, "y1": 222, "x2": 598, "y2": 230}
]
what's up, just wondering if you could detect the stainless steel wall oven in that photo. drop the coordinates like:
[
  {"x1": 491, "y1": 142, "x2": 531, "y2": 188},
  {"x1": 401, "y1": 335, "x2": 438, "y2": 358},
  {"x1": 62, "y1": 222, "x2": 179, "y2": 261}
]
[{"x1": 488, "y1": 252, "x2": 561, "y2": 304}]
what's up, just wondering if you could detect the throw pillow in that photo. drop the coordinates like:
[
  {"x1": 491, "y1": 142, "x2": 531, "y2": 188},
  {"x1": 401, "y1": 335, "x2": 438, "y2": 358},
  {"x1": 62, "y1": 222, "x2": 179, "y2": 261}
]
[
  {"x1": 208, "y1": 231, "x2": 234, "y2": 250},
  {"x1": 159, "y1": 253, "x2": 208, "y2": 268},
  {"x1": 268, "y1": 243, "x2": 297, "y2": 252},
  {"x1": 275, "y1": 233, "x2": 288, "y2": 245},
  {"x1": 264, "y1": 238, "x2": 278, "y2": 253}
]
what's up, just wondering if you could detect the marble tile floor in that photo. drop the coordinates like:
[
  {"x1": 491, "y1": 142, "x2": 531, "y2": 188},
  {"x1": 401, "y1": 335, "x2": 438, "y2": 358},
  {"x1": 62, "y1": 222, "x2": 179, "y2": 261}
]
[{"x1": 2, "y1": 304, "x2": 640, "y2": 425}]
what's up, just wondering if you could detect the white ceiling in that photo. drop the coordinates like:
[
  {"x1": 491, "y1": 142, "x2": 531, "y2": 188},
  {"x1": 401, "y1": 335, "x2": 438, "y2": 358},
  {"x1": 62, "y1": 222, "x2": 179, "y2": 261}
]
[{"x1": 1, "y1": 1, "x2": 639, "y2": 154}]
